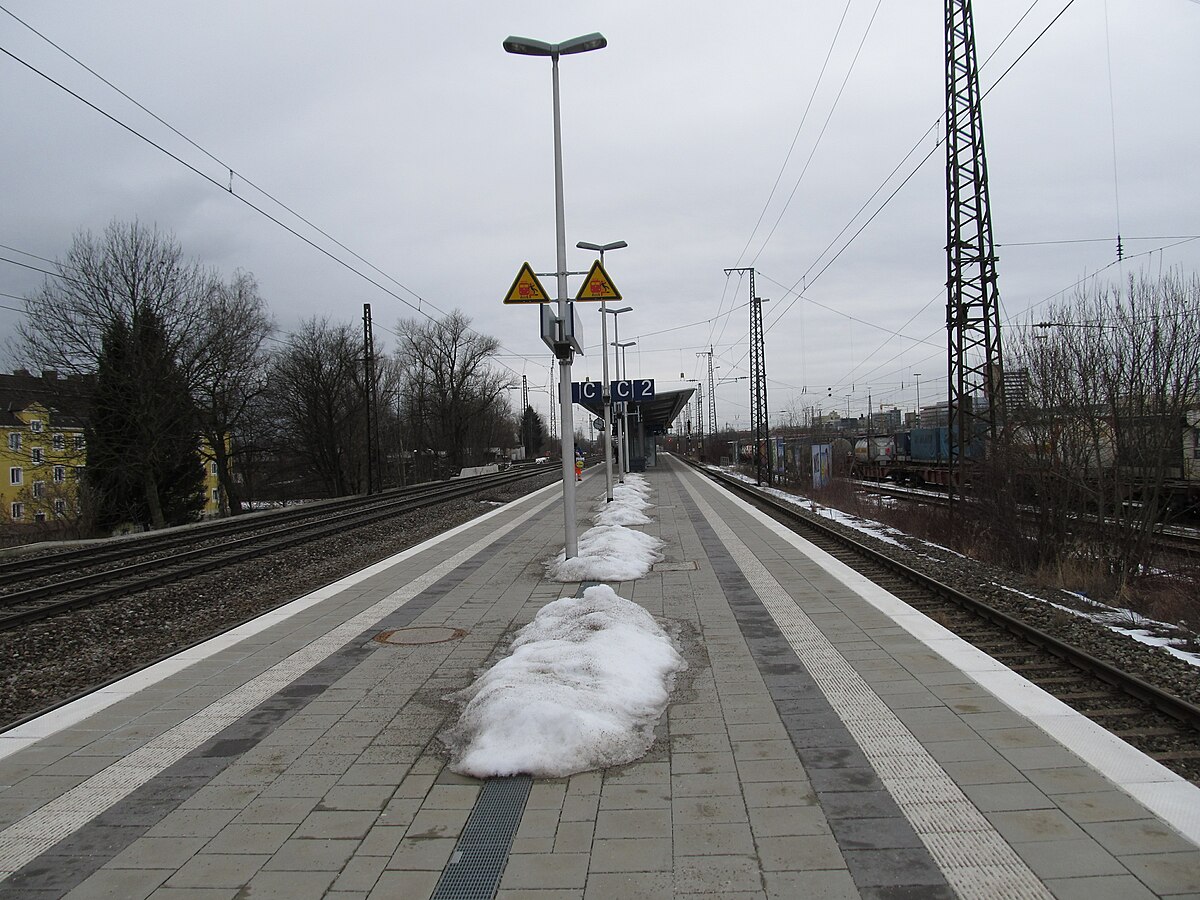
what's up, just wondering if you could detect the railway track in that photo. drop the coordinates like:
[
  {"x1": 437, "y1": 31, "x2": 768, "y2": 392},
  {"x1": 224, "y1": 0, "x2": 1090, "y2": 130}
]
[
  {"x1": 686, "y1": 460, "x2": 1200, "y2": 784},
  {"x1": 0, "y1": 468, "x2": 550, "y2": 632}
]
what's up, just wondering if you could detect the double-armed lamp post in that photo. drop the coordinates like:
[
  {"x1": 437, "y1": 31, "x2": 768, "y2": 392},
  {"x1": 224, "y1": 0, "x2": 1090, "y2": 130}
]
[
  {"x1": 504, "y1": 32, "x2": 606, "y2": 558},
  {"x1": 579, "y1": 236, "x2": 629, "y2": 502}
]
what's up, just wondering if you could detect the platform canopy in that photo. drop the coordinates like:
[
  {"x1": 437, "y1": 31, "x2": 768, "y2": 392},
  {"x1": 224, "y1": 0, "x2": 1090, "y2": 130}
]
[{"x1": 574, "y1": 387, "x2": 695, "y2": 436}]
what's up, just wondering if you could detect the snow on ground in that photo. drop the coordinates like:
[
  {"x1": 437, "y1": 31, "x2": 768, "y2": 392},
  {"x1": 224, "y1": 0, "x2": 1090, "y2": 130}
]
[
  {"x1": 441, "y1": 584, "x2": 686, "y2": 778},
  {"x1": 723, "y1": 470, "x2": 907, "y2": 547},
  {"x1": 546, "y1": 473, "x2": 662, "y2": 581},
  {"x1": 999, "y1": 584, "x2": 1200, "y2": 669},
  {"x1": 594, "y1": 476, "x2": 652, "y2": 527}
]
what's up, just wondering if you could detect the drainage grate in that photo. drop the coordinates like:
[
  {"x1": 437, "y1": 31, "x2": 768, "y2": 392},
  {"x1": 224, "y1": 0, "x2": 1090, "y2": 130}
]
[{"x1": 430, "y1": 775, "x2": 532, "y2": 900}]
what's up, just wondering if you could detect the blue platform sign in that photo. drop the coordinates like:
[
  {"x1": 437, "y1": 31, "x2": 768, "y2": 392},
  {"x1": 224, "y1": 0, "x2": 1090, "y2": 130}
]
[
  {"x1": 570, "y1": 381, "x2": 602, "y2": 404},
  {"x1": 572, "y1": 379, "x2": 655, "y2": 404},
  {"x1": 610, "y1": 378, "x2": 655, "y2": 402}
]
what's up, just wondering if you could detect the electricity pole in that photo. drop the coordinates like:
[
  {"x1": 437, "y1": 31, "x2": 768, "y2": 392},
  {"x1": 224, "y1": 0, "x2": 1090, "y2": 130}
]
[
  {"x1": 946, "y1": 0, "x2": 1005, "y2": 503},
  {"x1": 725, "y1": 267, "x2": 770, "y2": 486},
  {"x1": 363, "y1": 303, "x2": 378, "y2": 494}
]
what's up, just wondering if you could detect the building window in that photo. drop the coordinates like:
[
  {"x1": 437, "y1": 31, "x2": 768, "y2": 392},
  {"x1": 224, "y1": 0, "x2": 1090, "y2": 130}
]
[
  {"x1": 10, "y1": 502, "x2": 22, "y2": 520},
  {"x1": 210, "y1": 461, "x2": 219, "y2": 477},
  {"x1": 32, "y1": 481, "x2": 45, "y2": 499},
  {"x1": 52, "y1": 433, "x2": 64, "y2": 451},
  {"x1": 9, "y1": 467, "x2": 21, "y2": 486},
  {"x1": 31, "y1": 447, "x2": 44, "y2": 464},
  {"x1": 34, "y1": 510, "x2": 46, "y2": 524},
  {"x1": 30, "y1": 420, "x2": 42, "y2": 433},
  {"x1": 53, "y1": 498, "x2": 66, "y2": 516},
  {"x1": 74, "y1": 434, "x2": 85, "y2": 451},
  {"x1": 211, "y1": 488, "x2": 220, "y2": 502},
  {"x1": 53, "y1": 465, "x2": 66, "y2": 483},
  {"x1": 6, "y1": 433, "x2": 19, "y2": 451}
]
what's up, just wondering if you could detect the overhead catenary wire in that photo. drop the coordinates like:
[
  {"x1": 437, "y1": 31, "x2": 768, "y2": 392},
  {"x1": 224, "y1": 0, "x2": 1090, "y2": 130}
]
[{"x1": 0, "y1": 25, "x2": 545, "y2": 378}]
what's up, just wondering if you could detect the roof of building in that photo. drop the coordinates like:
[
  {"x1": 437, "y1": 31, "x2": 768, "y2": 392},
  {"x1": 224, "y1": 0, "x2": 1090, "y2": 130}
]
[{"x1": 0, "y1": 371, "x2": 93, "y2": 428}]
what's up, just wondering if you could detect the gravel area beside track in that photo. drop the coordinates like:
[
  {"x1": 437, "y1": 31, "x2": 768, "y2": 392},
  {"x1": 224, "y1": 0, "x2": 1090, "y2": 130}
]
[
  {"x1": 0, "y1": 474, "x2": 560, "y2": 729},
  {"x1": 791, "y1": 503, "x2": 1200, "y2": 711}
]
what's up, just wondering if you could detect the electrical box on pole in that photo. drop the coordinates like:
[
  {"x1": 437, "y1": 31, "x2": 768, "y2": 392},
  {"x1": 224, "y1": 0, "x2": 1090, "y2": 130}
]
[{"x1": 945, "y1": 0, "x2": 1005, "y2": 503}]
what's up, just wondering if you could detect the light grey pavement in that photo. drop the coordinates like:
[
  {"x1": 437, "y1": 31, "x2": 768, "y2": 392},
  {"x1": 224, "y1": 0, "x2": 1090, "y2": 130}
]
[{"x1": 0, "y1": 459, "x2": 1196, "y2": 899}]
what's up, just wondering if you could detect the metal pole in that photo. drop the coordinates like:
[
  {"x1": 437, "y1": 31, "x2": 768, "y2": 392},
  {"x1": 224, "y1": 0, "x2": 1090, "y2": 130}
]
[
  {"x1": 599, "y1": 253, "x2": 614, "y2": 502},
  {"x1": 621, "y1": 344, "x2": 631, "y2": 474},
  {"x1": 551, "y1": 52, "x2": 577, "y2": 557},
  {"x1": 612, "y1": 315, "x2": 624, "y2": 484}
]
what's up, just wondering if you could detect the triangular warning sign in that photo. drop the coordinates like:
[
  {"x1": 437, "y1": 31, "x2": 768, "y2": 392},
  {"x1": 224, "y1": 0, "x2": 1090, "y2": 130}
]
[
  {"x1": 574, "y1": 259, "x2": 622, "y2": 302},
  {"x1": 504, "y1": 262, "x2": 550, "y2": 304}
]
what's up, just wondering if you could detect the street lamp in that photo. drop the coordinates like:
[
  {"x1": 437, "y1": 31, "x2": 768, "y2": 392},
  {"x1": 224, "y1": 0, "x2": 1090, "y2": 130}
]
[
  {"x1": 504, "y1": 32, "x2": 606, "y2": 558},
  {"x1": 604, "y1": 306, "x2": 633, "y2": 481},
  {"x1": 578, "y1": 240, "x2": 627, "y2": 502},
  {"x1": 613, "y1": 339, "x2": 637, "y2": 478}
]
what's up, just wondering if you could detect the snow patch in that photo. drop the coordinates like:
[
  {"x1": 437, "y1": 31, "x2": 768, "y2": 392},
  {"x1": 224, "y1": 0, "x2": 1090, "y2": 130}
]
[{"x1": 441, "y1": 584, "x2": 686, "y2": 778}]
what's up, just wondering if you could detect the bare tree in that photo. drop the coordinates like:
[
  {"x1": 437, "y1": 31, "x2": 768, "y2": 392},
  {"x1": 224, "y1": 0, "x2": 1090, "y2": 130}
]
[
  {"x1": 1005, "y1": 270, "x2": 1200, "y2": 587},
  {"x1": 268, "y1": 317, "x2": 366, "y2": 497},
  {"x1": 393, "y1": 311, "x2": 514, "y2": 473},
  {"x1": 186, "y1": 271, "x2": 274, "y2": 514},
  {"x1": 16, "y1": 220, "x2": 214, "y2": 375}
]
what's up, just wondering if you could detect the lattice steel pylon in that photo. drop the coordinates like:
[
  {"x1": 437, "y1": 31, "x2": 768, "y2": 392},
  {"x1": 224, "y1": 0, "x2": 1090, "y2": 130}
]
[
  {"x1": 749, "y1": 294, "x2": 770, "y2": 486},
  {"x1": 945, "y1": 0, "x2": 1005, "y2": 502}
]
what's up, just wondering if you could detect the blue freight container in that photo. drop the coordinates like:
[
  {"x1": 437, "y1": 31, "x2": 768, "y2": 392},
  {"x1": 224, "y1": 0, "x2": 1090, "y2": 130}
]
[{"x1": 910, "y1": 427, "x2": 947, "y2": 463}]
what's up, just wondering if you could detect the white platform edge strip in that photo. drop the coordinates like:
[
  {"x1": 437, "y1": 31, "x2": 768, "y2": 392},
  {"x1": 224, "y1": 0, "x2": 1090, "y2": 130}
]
[
  {"x1": 682, "y1": 473, "x2": 1060, "y2": 900},
  {"x1": 0, "y1": 482, "x2": 563, "y2": 878},
  {"x1": 682, "y1": 467, "x2": 1200, "y2": 849}
]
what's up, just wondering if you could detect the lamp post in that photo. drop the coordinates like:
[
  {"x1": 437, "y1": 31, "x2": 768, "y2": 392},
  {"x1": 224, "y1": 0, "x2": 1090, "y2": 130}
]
[
  {"x1": 913, "y1": 373, "x2": 922, "y2": 425},
  {"x1": 605, "y1": 307, "x2": 633, "y2": 481},
  {"x1": 504, "y1": 32, "x2": 606, "y2": 558},
  {"x1": 614, "y1": 339, "x2": 636, "y2": 477},
  {"x1": 578, "y1": 240, "x2": 627, "y2": 503}
]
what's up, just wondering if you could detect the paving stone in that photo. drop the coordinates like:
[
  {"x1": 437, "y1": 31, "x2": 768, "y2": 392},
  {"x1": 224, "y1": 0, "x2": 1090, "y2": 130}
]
[
  {"x1": 499, "y1": 852, "x2": 590, "y2": 890},
  {"x1": 675, "y1": 854, "x2": 762, "y2": 894},
  {"x1": 673, "y1": 795, "x2": 750, "y2": 825},
  {"x1": 756, "y1": 834, "x2": 846, "y2": 871},
  {"x1": 762, "y1": 868, "x2": 860, "y2": 899},
  {"x1": 164, "y1": 854, "x2": 269, "y2": 888},
  {"x1": 674, "y1": 822, "x2": 755, "y2": 856},
  {"x1": 261, "y1": 837, "x2": 358, "y2": 871},
  {"x1": 61, "y1": 866, "x2": 172, "y2": 900},
  {"x1": 594, "y1": 808, "x2": 671, "y2": 840},
  {"x1": 590, "y1": 837, "x2": 673, "y2": 872},
  {"x1": 582, "y1": 872, "x2": 672, "y2": 899}
]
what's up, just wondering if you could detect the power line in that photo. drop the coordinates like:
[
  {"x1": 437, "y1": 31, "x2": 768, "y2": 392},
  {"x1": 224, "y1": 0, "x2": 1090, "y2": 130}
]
[{"x1": 0, "y1": 27, "x2": 545, "y2": 377}]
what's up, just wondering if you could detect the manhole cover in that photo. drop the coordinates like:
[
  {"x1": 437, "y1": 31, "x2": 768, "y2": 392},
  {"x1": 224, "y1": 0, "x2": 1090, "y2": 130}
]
[
  {"x1": 374, "y1": 626, "x2": 467, "y2": 645},
  {"x1": 652, "y1": 561, "x2": 698, "y2": 571}
]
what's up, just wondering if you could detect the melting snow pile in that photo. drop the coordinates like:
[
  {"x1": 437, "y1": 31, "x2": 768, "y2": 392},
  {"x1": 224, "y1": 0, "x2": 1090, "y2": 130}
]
[
  {"x1": 546, "y1": 473, "x2": 662, "y2": 581},
  {"x1": 441, "y1": 584, "x2": 686, "y2": 777},
  {"x1": 594, "y1": 477, "x2": 652, "y2": 527}
]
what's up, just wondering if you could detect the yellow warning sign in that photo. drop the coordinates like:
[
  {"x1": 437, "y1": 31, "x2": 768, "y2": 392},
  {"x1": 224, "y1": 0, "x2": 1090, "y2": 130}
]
[
  {"x1": 504, "y1": 262, "x2": 550, "y2": 304},
  {"x1": 574, "y1": 259, "x2": 622, "y2": 302}
]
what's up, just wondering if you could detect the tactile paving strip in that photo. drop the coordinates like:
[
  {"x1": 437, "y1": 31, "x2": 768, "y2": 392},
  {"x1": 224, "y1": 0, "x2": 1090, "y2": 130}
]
[
  {"x1": 681, "y1": 474, "x2": 1055, "y2": 900},
  {"x1": 430, "y1": 776, "x2": 532, "y2": 900}
]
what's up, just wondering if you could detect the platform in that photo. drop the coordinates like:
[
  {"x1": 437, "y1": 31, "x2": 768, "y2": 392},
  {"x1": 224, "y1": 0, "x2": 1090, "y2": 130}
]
[{"x1": 0, "y1": 458, "x2": 1197, "y2": 899}]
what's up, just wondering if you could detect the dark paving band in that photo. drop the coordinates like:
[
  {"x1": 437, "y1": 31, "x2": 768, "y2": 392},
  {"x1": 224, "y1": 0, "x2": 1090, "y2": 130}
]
[{"x1": 676, "y1": 484, "x2": 955, "y2": 899}]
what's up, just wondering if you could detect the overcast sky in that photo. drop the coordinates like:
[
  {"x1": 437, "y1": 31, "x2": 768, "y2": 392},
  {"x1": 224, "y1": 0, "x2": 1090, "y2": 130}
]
[{"x1": 2, "y1": 1, "x2": 1197, "y2": 430}]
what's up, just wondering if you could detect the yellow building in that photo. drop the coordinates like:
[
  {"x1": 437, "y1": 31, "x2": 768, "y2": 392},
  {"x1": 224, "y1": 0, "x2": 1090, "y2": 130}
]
[
  {"x1": 1, "y1": 370, "x2": 223, "y2": 531},
  {"x1": 1, "y1": 400, "x2": 87, "y2": 526}
]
